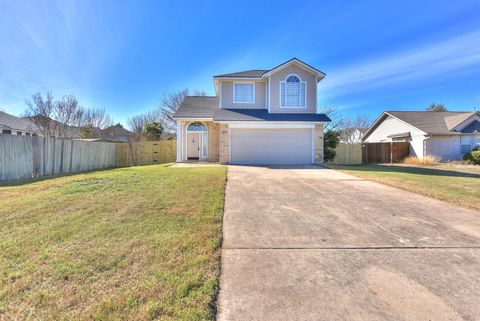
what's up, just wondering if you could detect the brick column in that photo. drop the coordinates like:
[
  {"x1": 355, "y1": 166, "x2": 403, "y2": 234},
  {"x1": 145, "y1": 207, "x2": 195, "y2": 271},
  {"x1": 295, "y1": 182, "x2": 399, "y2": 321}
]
[
  {"x1": 314, "y1": 124, "x2": 324, "y2": 165},
  {"x1": 219, "y1": 124, "x2": 229, "y2": 164}
]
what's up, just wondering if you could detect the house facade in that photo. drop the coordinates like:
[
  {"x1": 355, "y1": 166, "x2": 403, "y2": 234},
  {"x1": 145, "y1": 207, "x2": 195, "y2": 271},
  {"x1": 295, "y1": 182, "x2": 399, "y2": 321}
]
[
  {"x1": 173, "y1": 58, "x2": 330, "y2": 165},
  {"x1": 362, "y1": 111, "x2": 480, "y2": 160},
  {"x1": 0, "y1": 111, "x2": 42, "y2": 136}
]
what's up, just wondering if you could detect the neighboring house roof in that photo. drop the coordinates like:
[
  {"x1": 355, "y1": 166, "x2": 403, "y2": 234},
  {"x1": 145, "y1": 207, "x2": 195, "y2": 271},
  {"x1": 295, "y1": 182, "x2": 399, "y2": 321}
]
[
  {"x1": 363, "y1": 111, "x2": 480, "y2": 141},
  {"x1": 213, "y1": 58, "x2": 326, "y2": 81},
  {"x1": 387, "y1": 111, "x2": 477, "y2": 134},
  {"x1": 213, "y1": 109, "x2": 331, "y2": 122},
  {"x1": 102, "y1": 125, "x2": 132, "y2": 137},
  {"x1": 0, "y1": 111, "x2": 39, "y2": 132},
  {"x1": 99, "y1": 125, "x2": 132, "y2": 142},
  {"x1": 174, "y1": 96, "x2": 219, "y2": 119}
]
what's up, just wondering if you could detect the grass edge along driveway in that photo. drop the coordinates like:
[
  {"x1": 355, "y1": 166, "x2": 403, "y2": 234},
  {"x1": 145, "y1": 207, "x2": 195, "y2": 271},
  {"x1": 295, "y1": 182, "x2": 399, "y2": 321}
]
[
  {"x1": 0, "y1": 164, "x2": 226, "y2": 321},
  {"x1": 329, "y1": 164, "x2": 480, "y2": 212}
]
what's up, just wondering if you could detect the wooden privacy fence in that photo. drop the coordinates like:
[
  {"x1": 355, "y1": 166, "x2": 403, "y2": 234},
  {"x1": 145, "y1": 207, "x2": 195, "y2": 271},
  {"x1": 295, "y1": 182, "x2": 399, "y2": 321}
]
[
  {"x1": 117, "y1": 140, "x2": 176, "y2": 167},
  {"x1": 362, "y1": 142, "x2": 410, "y2": 164},
  {"x1": 0, "y1": 135, "x2": 117, "y2": 180},
  {"x1": 330, "y1": 143, "x2": 362, "y2": 164},
  {"x1": 0, "y1": 134, "x2": 177, "y2": 181}
]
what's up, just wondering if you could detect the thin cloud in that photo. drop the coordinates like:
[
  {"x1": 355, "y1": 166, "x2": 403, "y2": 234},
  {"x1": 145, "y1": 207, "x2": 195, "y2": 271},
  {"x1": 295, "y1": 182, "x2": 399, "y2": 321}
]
[{"x1": 320, "y1": 30, "x2": 480, "y2": 97}]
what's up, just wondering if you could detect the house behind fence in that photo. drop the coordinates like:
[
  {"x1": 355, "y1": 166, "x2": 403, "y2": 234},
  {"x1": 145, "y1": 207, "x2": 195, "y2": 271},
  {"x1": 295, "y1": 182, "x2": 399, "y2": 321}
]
[{"x1": 0, "y1": 134, "x2": 176, "y2": 181}]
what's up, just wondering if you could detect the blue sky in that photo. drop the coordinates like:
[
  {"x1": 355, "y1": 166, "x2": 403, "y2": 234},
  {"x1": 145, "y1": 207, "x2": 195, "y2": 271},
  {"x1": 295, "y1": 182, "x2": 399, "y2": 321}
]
[{"x1": 1, "y1": 0, "x2": 480, "y2": 125}]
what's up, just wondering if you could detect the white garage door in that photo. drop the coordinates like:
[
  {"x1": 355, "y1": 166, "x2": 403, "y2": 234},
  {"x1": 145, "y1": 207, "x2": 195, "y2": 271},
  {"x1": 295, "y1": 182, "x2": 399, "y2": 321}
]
[{"x1": 230, "y1": 128, "x2": 313, "y2": 165}]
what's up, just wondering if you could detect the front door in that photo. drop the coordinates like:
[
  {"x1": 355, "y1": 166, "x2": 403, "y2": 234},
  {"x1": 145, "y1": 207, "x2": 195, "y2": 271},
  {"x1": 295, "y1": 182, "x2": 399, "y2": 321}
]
[{"x1": 187, "y1": 132, "x2": 200, "y2": 159}]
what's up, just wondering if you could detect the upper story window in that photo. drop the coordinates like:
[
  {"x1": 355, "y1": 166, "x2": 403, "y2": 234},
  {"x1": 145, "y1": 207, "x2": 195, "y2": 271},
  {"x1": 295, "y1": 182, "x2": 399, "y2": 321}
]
[
  {"x1": 234, "y1": 82, "x2": 254, "y2": 103},
  {"x1": 281, "y1": 74, "x2": 306, "y2": 108}
]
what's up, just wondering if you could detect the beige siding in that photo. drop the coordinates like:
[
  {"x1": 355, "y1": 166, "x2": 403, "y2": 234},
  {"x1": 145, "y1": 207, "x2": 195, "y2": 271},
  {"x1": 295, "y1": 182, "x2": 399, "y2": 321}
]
[
  {"x1": 269, "y1": 64, "x2": 317, "y2": 113},
  {"x1": 220, "y1": 80, "x2": 266, "y2": 109}
]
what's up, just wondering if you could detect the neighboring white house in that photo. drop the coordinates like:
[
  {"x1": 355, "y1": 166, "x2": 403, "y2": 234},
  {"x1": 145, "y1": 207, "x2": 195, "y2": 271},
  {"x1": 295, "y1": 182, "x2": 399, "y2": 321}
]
[
  {"x1": 362, "y1": 111, "x2": 480, "y2": 160},
  {"x1": 340, "y1": 127, "x2": 368, "y2": 144},
  {"x1": 0, "y1": 111, "x2": 42, "y2": 136}
]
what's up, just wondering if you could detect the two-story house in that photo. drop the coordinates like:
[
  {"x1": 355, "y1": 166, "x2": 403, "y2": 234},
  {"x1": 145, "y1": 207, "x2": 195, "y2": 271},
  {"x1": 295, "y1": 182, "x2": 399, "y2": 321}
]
[{"x1": 173, "y1": 58, "x2": 331, "y2": 165}]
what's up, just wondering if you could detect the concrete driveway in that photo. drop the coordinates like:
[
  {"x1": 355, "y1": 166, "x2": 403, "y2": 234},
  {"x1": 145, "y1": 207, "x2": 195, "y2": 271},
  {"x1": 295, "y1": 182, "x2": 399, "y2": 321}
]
[{"x1": 217, "y1": 166, "x2": 480, "y2": 321}]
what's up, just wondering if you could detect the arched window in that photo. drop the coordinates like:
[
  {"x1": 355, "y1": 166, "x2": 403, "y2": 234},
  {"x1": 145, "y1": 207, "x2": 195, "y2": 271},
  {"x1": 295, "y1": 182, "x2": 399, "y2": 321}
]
[
  {"x1": 286, "y1": 75, "x2": 300, "y2": 83},
  {"x1": 281, "y1": 74, "x2": 306, "y2": 108},
  {"x1": 187, "y1": 122, "x2": 207, "y2": 132}
]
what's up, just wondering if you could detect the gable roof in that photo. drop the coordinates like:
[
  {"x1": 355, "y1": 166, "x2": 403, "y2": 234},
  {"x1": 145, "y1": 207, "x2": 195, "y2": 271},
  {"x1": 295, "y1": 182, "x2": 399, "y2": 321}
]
[
  {"x1": 174, "y1": 96, "x2": 219, "y2": 119},
  {"x1": 214, "y1": 58, "x2": 326, "y2": 81},
  {"x1": 0, "y1": 111, "x2": 39, "y2": 132},
  {"x1": 363, "y1": 111, "x2": 479, "y2": 140}
]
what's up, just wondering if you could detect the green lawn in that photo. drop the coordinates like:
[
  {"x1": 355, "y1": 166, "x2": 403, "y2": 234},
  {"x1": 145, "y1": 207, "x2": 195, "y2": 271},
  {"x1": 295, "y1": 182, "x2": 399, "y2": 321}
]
[
  {"x1": 0, "y1": 164, "x2": 226, "y2": 320},
  {"x1": 329, "y1": 164, "x2": 480, "y2": 212}
]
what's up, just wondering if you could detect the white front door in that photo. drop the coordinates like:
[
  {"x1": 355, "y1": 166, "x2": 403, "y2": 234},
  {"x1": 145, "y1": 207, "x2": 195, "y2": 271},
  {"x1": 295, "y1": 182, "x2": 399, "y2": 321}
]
[
  {"x1": 230, "y1": 128, "x2": 313, "y2": 165},
  {"x1": 187, "y1": 132, "x2": 200, "y2": 159}
]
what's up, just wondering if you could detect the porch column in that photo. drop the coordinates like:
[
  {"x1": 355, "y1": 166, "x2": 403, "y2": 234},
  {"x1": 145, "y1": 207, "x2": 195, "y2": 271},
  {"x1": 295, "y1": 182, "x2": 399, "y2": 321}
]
[{"x1": 176, "y1": 120, "x2": 182, "y2": 162}]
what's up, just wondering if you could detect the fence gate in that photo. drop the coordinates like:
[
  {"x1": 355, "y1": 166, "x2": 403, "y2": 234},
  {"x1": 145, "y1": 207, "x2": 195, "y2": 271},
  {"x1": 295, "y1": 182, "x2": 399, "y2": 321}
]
[{"x1": 362, "y1": 142, "x2": 409, "y2": 164}]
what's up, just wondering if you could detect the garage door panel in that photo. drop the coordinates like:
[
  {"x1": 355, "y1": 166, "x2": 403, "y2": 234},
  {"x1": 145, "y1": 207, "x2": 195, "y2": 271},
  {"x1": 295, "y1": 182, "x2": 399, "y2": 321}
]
[{"x1": 230, "y1": 128, "x2": 312, "y2": 165}]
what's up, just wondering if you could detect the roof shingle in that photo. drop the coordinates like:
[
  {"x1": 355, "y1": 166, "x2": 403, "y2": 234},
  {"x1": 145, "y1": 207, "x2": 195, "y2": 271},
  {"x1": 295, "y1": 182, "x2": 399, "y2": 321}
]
[
  {"x1": 174, "y1": 96, "x2": 218, "y2": 119},
  {"x1": 214, "y1": 109, "x2": 330, "y2": 122},
  {"x1": 386, "y1": 111, "x2": 478, "y2": 134},
  {"x1": 214, "y1": 70, "x2": 269, "y2": 78},
  {"x1": 0, "y1": 111, "x2": 39, "y2": 132}
]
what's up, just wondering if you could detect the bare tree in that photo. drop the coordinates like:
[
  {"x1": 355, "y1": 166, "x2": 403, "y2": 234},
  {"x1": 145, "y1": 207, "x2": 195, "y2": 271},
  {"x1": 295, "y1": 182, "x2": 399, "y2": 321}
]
[
  {"x1": 79, "y1": 107, "x2": 114, "y2": 139},
  {"x1": 127, "y1": 110, "x2": 160, "y2": 141},
  {"x1": 319, "y1": 106, "x2": 343, "y2": 131},
  {"x1": 339, "y1": 114, "x2": 372, "y2": 143},
  {"x1": 25, "y1": 92, "x2": 84, "y2": 138},
  {"x1": 82, "y1": 107, "x2": 113, "y2": 129},
  {"x1": 158, "y1": 89, "x2": 207, "y2": 132}
]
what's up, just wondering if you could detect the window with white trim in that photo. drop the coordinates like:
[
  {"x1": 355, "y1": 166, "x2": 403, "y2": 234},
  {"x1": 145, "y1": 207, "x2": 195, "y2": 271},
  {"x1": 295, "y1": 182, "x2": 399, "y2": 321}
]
[
  {"x1": 234, "y1": 83, "x2": 254, "y2": 103},
  {"x1": 281, "y1": 75, "x2": 306, "y2": 108}
]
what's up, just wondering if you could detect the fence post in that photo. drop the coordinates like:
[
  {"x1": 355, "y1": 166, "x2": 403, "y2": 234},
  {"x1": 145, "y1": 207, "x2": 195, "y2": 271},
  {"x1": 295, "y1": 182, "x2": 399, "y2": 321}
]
[{"x1": 390, "y1": 141, "x2": 393, "y2": 164}]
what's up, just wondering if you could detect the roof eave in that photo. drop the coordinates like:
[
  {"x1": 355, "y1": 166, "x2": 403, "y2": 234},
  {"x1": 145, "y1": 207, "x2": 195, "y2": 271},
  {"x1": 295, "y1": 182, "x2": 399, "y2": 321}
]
[{"x1": 362, "y1": 111, "x2": 428, "y2": 142}]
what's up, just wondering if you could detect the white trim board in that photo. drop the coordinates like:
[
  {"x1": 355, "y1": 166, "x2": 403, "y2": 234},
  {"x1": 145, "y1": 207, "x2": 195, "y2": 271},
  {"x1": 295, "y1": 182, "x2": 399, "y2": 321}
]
[{"x1": 228, "y1": 123, "x2": 316, "y2": 129}]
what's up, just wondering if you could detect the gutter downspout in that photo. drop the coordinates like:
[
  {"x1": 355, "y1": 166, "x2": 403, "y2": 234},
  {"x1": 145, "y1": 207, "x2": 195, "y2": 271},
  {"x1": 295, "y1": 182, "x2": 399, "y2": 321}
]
[{"x1": 423, "y1": 136, "x2": 430, "y2": 159}]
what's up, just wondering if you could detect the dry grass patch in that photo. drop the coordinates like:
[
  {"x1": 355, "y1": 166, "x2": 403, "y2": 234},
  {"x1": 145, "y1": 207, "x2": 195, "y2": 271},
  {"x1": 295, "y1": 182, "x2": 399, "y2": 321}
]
[
  {"x1": 0, "y1": 164, "x2": 226, "y2": 320},
  {"x1": 403, "y1": 156, "x2": 439, "y2": 165}
]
